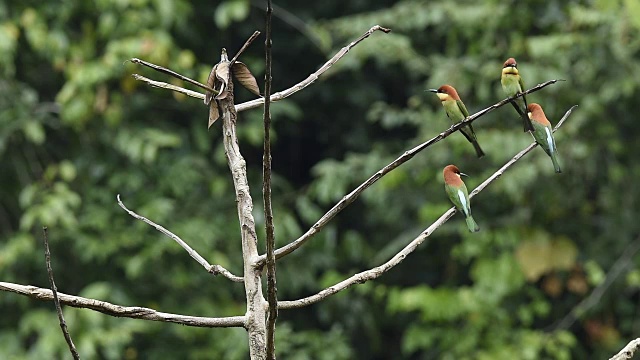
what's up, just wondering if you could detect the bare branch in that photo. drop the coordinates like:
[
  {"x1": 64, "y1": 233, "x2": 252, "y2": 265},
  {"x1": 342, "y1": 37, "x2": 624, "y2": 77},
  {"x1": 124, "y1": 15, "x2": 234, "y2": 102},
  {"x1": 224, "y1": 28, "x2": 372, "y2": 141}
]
[
  {"x1": 0, "y1": 282, "x2": 246, "y2": 328},
  {"x1": 43, "y1": 227, "x2": 80, "y2": 359},
  {"x1": 208, "y1": 264, "x2": 244, "y2": 283},
  {"x1": 277, "y1": 106, "x2": 577, "y2": 309},
  {"x1": 131, "y1": 74, "x2": 206, "y2": 100},
  {"x1": 229, "y1": 31, "x2": 262, "y2": 66},
  {"x1": 129, "y1": 26, "x2": 391, "y2": 115},
  {"x1": 255, "y1": 80, "x2": 566, "y2": 267},
  {"x1": 117, "y1": 194, "x2": 243, "y2": 282},
  {"x1": 263, "y1": 0, "x2": 277, "y2": 358},
  {"x1": 235, "y1": 25, "x2": 392, "y2": 113},
  {"x1": 128, "y1": 58, "x2": 216, "y2": 93},
  {"x1": 610, "y1": 338, "x2": 640, "y2": 360}
]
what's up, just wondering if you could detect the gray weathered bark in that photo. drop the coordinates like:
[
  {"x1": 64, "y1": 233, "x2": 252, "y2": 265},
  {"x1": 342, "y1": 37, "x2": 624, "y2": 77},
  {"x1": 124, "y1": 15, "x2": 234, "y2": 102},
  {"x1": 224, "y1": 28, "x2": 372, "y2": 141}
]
[{"x1": 219, "y1": 70, "x2": 267, "y2": 359}]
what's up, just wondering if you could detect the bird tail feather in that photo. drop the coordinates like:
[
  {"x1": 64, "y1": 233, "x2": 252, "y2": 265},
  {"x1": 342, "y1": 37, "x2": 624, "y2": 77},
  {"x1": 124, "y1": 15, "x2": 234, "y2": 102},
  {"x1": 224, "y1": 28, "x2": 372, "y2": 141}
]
[
  {"x1": 551, "y1": 153, "x2": 562, "y2": 173},
  {"x1": 465, "y1": 215, "x2": 480, "y2": 233},
  {"x1": 472, "y1": 141, "x2": 485, "y2": 159}
]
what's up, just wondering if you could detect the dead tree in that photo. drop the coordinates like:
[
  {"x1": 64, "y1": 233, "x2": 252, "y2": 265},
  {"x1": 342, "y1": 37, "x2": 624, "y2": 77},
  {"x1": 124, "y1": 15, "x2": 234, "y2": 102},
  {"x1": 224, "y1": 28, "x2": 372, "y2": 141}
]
[{"x1": 1, "y1": 15, "x2": 593, "y2": 359}]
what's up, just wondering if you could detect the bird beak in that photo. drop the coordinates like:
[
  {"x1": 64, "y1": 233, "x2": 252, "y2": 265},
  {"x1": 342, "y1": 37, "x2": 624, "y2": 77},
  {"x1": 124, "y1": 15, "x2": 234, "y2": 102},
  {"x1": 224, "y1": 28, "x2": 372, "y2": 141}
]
[
  {"x1": 427, "y1": 89, "x2": 438, "y2": 93},
  {"x1": 459, "y1": 172, "x2": 468, "y2": 177}
]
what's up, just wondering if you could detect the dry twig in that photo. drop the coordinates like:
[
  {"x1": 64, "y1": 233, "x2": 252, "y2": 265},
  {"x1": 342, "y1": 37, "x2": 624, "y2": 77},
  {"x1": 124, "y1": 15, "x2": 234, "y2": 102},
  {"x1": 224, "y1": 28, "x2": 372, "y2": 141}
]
[
  {"x1": 129, "y1": 26, "x2": 391, "y2": 114},
  {"x1": 131, "y1": 74, "x2": 206, "y2": 99},
  {"x1": 129, "y1": 58, "x2": 216, "y2": 93},
  {"x1": 235, "y1": 25, "x2": 391, "y2": 112},
  {"x1": 230, "y1": 31, "x2": 262, "y2": 66},
  {"x1": 262, "y1": 1, "x2": 278, "y2": 359},
  {"x1": 43, "y1": 227, "x2": 80, "y2": 359},
  {"x1": 117, "y1": 195, "x2": 243, "y2": 282}
]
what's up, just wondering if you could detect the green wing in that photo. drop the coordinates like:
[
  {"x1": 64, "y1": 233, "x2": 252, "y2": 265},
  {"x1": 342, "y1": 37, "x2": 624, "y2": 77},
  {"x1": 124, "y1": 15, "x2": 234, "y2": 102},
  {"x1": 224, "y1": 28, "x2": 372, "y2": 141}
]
[
  {"x1": 518, "y1": 76, "x2": 525, "y2": 92},
  {"x1": 518, "y1": 76, "x2": 528, "y2": 108},
  {"x1": 456, "y1": 100, "x2": 469, "y2": 118}
]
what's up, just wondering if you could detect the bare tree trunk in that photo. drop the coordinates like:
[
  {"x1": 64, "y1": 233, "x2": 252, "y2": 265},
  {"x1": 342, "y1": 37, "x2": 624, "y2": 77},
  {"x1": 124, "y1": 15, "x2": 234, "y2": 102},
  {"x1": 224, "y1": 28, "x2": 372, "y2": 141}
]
[{"x1": 220, "y1": 78, "x2": 267, "y2": 359}]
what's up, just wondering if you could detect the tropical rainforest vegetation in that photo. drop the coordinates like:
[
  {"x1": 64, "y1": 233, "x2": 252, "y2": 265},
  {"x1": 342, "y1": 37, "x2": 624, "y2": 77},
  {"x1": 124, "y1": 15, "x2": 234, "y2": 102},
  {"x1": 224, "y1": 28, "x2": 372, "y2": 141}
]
[{"x1": 2, "y1": 0, "x2": 640, "y2": 358}]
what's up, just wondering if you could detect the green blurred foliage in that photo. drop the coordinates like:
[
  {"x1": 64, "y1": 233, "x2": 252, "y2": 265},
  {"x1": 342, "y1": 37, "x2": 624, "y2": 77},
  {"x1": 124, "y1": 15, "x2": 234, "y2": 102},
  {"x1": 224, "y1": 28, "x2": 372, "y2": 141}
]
[{"x1": 1, "y1": 0, "x2": 640, "y2": 358}]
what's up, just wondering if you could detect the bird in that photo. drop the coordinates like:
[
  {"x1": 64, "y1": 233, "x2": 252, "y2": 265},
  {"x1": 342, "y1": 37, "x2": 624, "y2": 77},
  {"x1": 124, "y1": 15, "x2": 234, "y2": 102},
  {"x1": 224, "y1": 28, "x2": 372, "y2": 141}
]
[
  {"x1": 527, "y1": 103, "x2": 561, "y2": 173},
  {"x1": 443, "y1": 165, "x2": 479, "y2": 233},
  {"x1": 501, "y1": 57, "x2": 535, "y2": 132},
  {"x1": 429, "y1": 85, "x2": 485, "y2": 158}
]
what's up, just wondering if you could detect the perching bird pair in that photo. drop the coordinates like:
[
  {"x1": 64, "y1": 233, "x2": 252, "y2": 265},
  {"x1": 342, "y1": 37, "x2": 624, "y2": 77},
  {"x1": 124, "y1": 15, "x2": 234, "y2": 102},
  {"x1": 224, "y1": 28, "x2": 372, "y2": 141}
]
[
  {"x1": 429, "y1": 58, "x2": 561, "y2": 173},
  {"x1": 436, "y1": 58, "x2": 564, "y2": 233}
]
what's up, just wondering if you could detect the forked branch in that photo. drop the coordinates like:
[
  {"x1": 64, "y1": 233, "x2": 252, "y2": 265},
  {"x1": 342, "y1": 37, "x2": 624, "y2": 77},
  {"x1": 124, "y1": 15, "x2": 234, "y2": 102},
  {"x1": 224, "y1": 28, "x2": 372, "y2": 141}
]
[
  {"x1": 277, "y1": 105, "x2": 577, "y2": 309},
  {"x1": 117, "y1": 195, "x2": 243, "y2": 282},
  {"x1": 235, "y1": 25, "x2": 391, "y2": 112}
]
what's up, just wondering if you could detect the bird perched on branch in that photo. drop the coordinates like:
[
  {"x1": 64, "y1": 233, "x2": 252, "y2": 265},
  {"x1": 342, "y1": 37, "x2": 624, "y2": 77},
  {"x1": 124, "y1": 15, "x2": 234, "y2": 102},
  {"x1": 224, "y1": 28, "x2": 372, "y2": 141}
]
[
  {"x1": 527, "y1": 103, "x2": 562, "y2": 173},
  {"x1": 443, "y1": 165, "x2": 479, "y2": 233},
  {"x1": 429, "y1": 85, "x2": 485, "y2": 158},
  {"x1": 501, "y1": 57, "x2": 535, "y2": 132}
]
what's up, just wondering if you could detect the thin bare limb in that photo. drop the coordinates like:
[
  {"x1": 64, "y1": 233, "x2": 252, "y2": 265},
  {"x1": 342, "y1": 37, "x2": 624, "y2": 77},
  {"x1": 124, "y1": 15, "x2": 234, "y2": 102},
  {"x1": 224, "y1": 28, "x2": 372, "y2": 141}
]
[
  {"x1": 263, "y1": 1, "x2": 277, "y2": 358},
  {"x1": 117, "y1": 194, "x2": 243, "y2": 282},
  {"x1": 131, "y1": 74, "x2": 206, "y2": 100},
  {"x1": 128, "y1": 58, "x2": 217, "y2": 93},
  {"x1": 229, "y1": 31, "x2": 262, "y2": 66},
  {"x1": 610, "y1": 338, "x2": 640, "y2": 360},
  {"x1": 277, "y1": 105, "x2": 577, "y2": 309},
  {"x1": 129, "y1": 26, "x2": 391, "y2": 114},
  {"x1": 43, "y1": 227, "x2": 80, "y2": 360},
  {"x1": 255, "y1": 80, "x2": 566, "y2": 268},
  {"x1": 0, "y1": 282, "x2": 246, "y2": 328},
  {"x1": 235, "y1": 25, "x2": 392, "y2": 113},
  {"x1": 552, "y1": 232, "x2": 640, "y2": 331}
]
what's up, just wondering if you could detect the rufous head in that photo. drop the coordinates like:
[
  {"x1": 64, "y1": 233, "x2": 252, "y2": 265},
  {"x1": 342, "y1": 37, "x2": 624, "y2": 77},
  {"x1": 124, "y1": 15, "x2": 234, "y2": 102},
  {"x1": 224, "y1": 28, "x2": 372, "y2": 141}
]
[
  {"x1": 443, "y1": 164, "x2": 468, "y2": 185},
  {"x1": 428, "y1": 85, "x2": 461, "y2": 102},
  {"x1": 502, "y1": 57, "x2": 519, "y2": 75},
  {"x1": 527, "y1": 103, "x2": 551, "y2": 125},
  {"x1": 503, "y1": 58, "x2": 517, "y2": 68}
]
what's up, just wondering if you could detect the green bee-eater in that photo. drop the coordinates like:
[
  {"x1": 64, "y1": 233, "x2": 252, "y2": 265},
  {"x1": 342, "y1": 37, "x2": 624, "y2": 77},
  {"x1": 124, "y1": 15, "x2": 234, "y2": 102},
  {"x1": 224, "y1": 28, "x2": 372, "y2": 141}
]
[
  {"x1": 443, "y1": 164, "x2": 479, "y2": 233},
  {"x1": 501, "y1": 57, "x2": 535, "y2": 132},
  {"x1": 429, "y1": 85, "x2": 485, "y2": 158},
  {"x1": 528, "y1": 103, "x2": 561, "y2": 173}
]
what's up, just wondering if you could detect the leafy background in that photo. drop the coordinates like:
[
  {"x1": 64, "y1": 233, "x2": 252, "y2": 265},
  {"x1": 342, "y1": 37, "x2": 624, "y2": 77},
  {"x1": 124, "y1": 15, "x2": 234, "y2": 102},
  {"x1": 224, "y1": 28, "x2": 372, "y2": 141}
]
[{"x1": 2, "y1": 0, "x2": 640, "y2": 358}]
